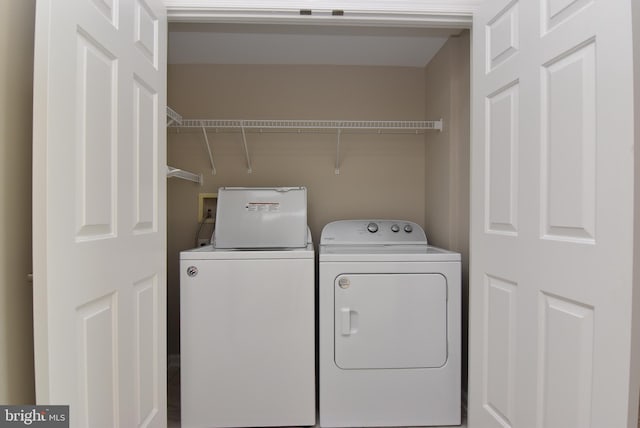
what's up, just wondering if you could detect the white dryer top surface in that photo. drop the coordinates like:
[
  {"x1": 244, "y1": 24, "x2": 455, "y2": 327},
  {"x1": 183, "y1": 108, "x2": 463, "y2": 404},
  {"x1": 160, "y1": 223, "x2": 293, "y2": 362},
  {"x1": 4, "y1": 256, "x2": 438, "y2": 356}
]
[{"x1": 319, "y1": 244, "x2": 460, "y2": 262}]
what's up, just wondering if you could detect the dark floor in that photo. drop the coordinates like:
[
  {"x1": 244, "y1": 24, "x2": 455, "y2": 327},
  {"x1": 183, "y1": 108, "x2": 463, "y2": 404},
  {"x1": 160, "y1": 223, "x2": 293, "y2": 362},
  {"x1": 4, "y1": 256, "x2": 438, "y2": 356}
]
[{"x1": 168, "y1": 363, "x2": 180, "y2": 428}]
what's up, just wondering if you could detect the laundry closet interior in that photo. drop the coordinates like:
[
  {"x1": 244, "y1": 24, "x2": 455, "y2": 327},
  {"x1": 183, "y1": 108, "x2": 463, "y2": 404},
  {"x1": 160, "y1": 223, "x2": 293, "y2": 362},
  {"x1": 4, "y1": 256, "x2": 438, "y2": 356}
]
[{"x1": 165, "y1": 18, "x2": 471, "y2": 389}]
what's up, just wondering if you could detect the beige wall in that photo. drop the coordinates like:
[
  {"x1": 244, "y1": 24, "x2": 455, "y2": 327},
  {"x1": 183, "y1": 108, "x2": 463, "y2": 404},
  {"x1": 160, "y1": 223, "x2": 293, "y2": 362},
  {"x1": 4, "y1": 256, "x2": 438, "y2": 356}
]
[
  {"x1": 167, "y1": 64, "x2": 427, "y2": 354},
  {"x1": 424, "y1": 32, "x2": 471, "y2": 387},
  {"x1": 0, "y1": 0, "x2": 36, "y2": 404}
]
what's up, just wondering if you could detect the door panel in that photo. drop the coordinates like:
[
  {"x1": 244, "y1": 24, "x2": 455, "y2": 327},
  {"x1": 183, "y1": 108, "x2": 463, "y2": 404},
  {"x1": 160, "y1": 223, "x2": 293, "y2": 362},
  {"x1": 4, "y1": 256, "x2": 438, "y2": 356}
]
[
  {"x1": 469, "y1": 0, "x2": 637, "y2": 427},
  {"x1": 537, "y1": 292, "x2": 594, "y2": 428},
  {"x1": 75, "y1": 30, "x2": 117, "y2": 240},
  {"x1": 76, "y1": 292, "x2": 118, "y2": 427},
  {"x1": 134, "y1": 275, "x2": 160, "y2": 426},
  {"x1": 133, "y1": 76, "x2": 159, "y2": 234},
  {"x1": 486, "y1": 1, "x2": 519, "y2": 72},
  {"x1": 483, "y1": 275, "x2": 517, "y2": 427},
  {"x1": 486, "y1": 81, "x2": 519, "y2": 235},
  {"x1": 541, "y1": 40, "x2": 596, "y2": 242},
  {"x1": 334, "y1": 273, "x2": 447, "y2": 369},
  {"x1": 33, "y1": 1, "x2": 167, "y2": 426}
]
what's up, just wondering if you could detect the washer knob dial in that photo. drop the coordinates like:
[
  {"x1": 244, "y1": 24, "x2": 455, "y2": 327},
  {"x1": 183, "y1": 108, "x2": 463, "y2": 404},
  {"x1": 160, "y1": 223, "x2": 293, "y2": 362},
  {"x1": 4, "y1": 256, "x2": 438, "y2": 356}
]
[
  {"x1": 403, "y1": 224, "x2": 413, "y2": 233},
  {"x1": 391, "y1": 224, "x2": 400, "y2": 233},
  {"x1": 367, "y1": 222, "x2": 379, "y2": 233}
]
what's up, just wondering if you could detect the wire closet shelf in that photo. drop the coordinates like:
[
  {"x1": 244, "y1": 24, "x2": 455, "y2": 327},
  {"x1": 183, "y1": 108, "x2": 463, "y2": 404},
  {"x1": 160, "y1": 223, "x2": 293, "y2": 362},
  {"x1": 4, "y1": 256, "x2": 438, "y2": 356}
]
[
  {"x1": 165, "y1": 107, "x2": 443, "y2": 175},
  {"x1": 171, "y1": 119, "x2": 442, "y2": 132}
]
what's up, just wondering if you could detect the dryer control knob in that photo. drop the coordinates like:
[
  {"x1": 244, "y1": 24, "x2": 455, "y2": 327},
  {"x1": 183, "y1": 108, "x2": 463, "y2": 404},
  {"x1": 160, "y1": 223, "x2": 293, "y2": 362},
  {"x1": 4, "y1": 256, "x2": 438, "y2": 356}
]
[
  {"x1": 367, "y1": 222, "x2": 379, "y2": 233},
  {"x1": 391, "y1": 224, "x2": 400, "y2": 233},
  {"x1": 403, "y1": 224, "x2": 413, "y2": 233}
]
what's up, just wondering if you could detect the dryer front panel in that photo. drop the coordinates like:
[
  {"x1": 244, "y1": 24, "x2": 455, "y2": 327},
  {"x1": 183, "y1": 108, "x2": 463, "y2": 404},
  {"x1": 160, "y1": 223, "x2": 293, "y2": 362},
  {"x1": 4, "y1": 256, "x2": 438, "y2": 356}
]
[{"x1": 334, "y1": 273, "x2": 447, "y2": 369}]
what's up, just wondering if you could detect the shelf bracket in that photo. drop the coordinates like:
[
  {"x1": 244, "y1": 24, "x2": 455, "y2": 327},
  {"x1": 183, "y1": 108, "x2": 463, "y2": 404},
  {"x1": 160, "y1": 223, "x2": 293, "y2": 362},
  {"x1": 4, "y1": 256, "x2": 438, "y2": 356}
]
[
  {"x1": 166, "y1": 106, "x2": 183, "y2": 125},
  {"x1": 167, "y1": 166, "x2": 203, "y2": 186},
  {"x1": 335, "y1": 128, "x2": 342, "y2": 175},
  {"x1": 240, "y1": 122, "x2": 253, "y2": 174},
  {"x1": 200, "y1": 123, "x2": 217, "y2": 175}
]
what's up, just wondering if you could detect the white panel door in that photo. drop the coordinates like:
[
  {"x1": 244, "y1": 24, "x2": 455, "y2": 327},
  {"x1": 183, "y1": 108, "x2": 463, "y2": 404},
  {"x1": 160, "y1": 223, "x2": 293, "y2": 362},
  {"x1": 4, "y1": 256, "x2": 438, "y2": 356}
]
[
  {"x1": 32, "y1": 1, "x2": 167, "y2": 427},
  {"x1": 469, "y1": 0, "x2": 638, "y2": 427}
]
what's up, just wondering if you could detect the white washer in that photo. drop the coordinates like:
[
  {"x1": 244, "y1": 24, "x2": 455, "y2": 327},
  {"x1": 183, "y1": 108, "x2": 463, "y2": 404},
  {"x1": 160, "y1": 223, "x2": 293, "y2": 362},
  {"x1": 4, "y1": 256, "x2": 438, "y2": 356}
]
[
  {"x1": 180, "y1": 187, "x2": 315, "y2": 428},
  {"x1": 319, "y1": 220, "x2": 461, "y2": 427}
]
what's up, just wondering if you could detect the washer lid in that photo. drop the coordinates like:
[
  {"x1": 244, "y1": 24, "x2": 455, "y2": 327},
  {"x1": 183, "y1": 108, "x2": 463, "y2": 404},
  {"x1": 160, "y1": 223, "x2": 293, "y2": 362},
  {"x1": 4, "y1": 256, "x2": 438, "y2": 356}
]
[
  {"x1": 180, "y1": 242, "x2": 314, "y2": 260},
  {"x1": 320, "y1": 220, "x2": 427, "y2": 246},
  {"x1": 214, "y1": 187, "x2": 308, "y2": 249}
]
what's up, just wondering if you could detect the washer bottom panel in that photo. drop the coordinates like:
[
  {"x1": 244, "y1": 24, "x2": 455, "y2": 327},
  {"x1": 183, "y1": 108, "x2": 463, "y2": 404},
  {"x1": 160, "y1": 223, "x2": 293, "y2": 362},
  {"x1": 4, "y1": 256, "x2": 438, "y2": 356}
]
[{"x1": 181, "y1": 257, "x2": 316, "y2": 428}]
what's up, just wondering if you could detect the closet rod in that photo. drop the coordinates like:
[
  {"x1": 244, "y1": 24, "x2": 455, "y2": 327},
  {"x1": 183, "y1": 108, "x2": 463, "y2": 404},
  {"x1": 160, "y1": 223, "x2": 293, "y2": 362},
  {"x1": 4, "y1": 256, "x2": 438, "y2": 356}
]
[{"x1": 170, "y1": 119, "x2": 443, "y2": 131}]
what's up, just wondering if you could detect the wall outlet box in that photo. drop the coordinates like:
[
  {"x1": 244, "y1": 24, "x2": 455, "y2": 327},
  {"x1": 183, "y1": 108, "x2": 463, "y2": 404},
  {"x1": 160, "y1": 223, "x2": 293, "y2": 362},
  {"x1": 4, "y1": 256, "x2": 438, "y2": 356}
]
[{"x1": 198, "y1": 192, "x2": 217, "y2": 224}]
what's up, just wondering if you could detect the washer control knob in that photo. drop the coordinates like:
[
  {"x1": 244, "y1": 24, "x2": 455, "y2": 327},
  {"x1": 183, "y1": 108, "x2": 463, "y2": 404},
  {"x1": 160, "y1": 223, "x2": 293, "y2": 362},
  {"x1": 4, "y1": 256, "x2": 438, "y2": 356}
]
[
  {"x1": 403, "y1": 224, "x2": 413, "y2": 233},
  {"x1": 391, "y1": 224, "x2": 400, "y2": 233},
  {"x1": 367, "y1": 222, "x2": 379, "y2": 233}
]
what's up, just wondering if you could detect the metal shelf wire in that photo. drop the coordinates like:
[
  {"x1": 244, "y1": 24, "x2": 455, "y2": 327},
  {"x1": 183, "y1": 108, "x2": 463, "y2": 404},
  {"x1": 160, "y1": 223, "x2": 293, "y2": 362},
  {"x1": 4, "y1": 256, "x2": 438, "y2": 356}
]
[
  {"x1": 166, "y1": 108, "x2": 443, "y2": 174},
  {"x1": 170, "y1": 119, "x2": 442, "y2": 132}
]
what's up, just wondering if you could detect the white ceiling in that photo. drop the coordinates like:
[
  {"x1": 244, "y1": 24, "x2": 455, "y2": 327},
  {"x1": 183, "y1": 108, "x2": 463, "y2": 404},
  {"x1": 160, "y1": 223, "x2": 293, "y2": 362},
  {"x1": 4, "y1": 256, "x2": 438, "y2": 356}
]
[{"x1": 168, "y1": 23, "x2": 462, "y2": 67}]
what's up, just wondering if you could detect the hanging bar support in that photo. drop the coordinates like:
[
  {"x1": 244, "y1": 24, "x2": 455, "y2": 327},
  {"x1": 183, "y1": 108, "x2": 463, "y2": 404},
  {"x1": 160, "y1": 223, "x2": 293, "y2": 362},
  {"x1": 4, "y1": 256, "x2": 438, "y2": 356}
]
[
  {"x1": 240, "y1": 122, "x2": 253, "y2": 174},
  {"x1": 200, "y1": 123, "x2": 217, "y2": 175},
  {"x1": 166, "y1": 106, "x2": 183, "y2": 125},
  {"x1": 335, "y1": 128, "x2": 342, "y2": 175},
  {"x1": 167, "y1": 166, "x2": 203, "y2": 185}
]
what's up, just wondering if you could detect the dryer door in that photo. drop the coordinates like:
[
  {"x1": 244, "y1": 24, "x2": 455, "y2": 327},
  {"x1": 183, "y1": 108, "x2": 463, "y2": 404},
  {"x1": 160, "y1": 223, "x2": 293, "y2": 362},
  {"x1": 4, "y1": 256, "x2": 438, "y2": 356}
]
[{"x1": 334, "y1": 273, "x2": 447, "y2": 369}]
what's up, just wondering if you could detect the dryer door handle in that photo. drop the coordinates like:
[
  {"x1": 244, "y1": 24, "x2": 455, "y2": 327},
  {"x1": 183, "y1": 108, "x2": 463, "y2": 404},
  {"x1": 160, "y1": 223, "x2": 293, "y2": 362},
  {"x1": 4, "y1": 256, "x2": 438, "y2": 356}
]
[
  {"x1": 341, "y1": 308, "x2": 351, "y2": 335},
  {"x1": 340, "y1": 308, "x2": 358, "y2": 336}
]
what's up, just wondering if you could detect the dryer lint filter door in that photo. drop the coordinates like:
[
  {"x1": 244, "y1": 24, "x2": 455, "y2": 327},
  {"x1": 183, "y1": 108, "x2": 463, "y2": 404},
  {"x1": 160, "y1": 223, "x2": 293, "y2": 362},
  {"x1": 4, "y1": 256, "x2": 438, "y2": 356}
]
[{"x1": 334, "y1": 273, "x2": 447, "y2": 369}]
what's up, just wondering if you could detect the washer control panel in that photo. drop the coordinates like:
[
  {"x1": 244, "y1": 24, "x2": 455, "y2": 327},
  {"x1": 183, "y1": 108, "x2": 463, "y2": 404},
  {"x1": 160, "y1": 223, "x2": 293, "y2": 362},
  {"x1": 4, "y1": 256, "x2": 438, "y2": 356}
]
[{"x1": 320, "y1": 220, "x2": 427, "y2": 245}]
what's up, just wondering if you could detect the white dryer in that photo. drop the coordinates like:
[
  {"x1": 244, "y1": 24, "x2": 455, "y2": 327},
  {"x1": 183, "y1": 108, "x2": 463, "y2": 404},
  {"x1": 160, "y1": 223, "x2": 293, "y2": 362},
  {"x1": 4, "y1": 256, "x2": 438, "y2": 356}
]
[
  {"x1": 319, "y1": 220, "x2": 461, "y2": 427},
  {"x1": 180, "y1": 187, "x2": 315, "y2": 428}
]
